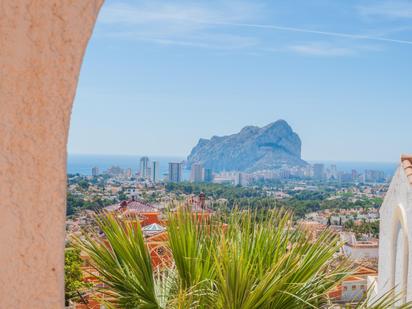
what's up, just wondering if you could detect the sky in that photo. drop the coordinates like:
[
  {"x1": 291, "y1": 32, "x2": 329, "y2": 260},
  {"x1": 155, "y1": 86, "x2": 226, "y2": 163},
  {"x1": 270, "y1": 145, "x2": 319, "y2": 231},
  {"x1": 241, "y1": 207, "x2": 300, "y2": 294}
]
[{"x1": 68, "y1": 0, "x2": 412, "y2": 162}]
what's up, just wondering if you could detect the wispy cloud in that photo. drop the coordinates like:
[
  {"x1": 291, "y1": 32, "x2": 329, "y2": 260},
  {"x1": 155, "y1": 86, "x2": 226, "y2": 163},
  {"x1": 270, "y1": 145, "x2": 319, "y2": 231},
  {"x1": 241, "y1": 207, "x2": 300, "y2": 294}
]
[
  {"x1": 357, "y1": 0, "x2": 412, "y2": 19},
  {"x1": 100, "y1": 1, "x2": 258, "y2": 25},
  {"x1": 104, "y1": 31, "x2": 258, "y2": 50},
  {"x1": 287, "y1": 42, "x2": 356, "y2": 57},
  {"x1": 266, "y1": 42, "x2": 382, "y2": 57},
  {"x1": 199, "y1": 21, "x2": 412, "y2": 45},
  {"x1": 98, "y1": 1, "x2": 261, "y2": 49},
  {"x1": 96, "y1": 1, "x2": 412, "y2": 54}
]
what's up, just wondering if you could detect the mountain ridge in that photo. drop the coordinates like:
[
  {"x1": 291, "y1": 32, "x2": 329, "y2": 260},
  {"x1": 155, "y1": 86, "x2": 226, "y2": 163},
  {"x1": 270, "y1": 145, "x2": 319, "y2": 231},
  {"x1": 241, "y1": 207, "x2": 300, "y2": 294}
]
[{"x1": 187, "y1": 120, "x2": 307, "y2": 172}]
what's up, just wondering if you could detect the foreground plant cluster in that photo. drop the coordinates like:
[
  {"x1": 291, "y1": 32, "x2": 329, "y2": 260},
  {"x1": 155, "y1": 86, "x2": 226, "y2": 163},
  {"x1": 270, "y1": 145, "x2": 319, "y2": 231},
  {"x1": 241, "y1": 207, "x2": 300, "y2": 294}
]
[{"x1": 76, "y1": 209, "x2": 410, "y2": 309}]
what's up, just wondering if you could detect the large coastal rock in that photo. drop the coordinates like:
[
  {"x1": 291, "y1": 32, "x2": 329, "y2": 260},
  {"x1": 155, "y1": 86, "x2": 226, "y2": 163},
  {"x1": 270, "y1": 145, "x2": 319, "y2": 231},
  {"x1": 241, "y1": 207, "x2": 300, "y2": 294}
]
[{"x1": 187, "y1": 120, "x2": 307, "y2": 172}]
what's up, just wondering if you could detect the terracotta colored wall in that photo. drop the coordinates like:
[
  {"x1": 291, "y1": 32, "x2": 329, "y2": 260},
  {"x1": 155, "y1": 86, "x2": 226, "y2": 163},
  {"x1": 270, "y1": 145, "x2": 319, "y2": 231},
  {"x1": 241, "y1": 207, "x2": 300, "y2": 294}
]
[
  {"x1": 0, "y1": 1, "x2": 103, "y2": 308},
  {"x1": 141, "y1": 213, "x2": 162, "y2": 226}
]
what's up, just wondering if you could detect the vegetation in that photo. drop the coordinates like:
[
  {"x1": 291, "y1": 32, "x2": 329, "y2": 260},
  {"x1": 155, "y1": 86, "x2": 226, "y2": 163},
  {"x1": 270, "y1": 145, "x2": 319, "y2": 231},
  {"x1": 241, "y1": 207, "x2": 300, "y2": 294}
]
[
  {"x1": 164, "y1": 182, "x2": 383, "y2": 218},
  {"x1": 75, "y1": 207, "x2": 406, "y2": 308},
  {"x1": 344, "y1": 220, "x2": 380, "y2": 238},
  {"x1": 67, "y1": 175, "x2": 384, "y2": 218},
  {"x1": 65, "y1": 247, "x2": 91, "y2": 306},
  {"x1": 117, "y1": 190, "x2": 128, "y2": 201},
  {"x1": 165, "y1": 182, "x2": 265, "y2": 200},
  {"x1": 67, "y1": 192, "x2": 114, "y2": 216}
]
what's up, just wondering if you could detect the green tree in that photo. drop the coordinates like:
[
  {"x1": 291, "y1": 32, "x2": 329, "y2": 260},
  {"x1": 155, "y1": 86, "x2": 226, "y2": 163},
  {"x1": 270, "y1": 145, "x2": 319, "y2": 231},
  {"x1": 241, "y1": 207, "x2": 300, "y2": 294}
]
[
  {"x1": 77, "y1": 179, "x2": 90, "y2": 190},
  {"x1": 65, "y1": 247, "x2": 90, "y2": 306},
  {"x1": 117, "y1": 191, "x2": 128, "y2": 201},
  {"x1": 66, "y1": 192, "x2": 84, "y2": 216}
]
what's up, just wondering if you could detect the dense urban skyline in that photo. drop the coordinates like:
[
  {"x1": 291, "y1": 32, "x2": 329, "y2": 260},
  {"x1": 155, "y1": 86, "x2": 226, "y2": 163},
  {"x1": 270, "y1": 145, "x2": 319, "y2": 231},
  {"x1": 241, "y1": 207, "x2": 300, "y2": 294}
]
[{"x1": 68, "y1": 0, "x2": 412, "y2": 162}]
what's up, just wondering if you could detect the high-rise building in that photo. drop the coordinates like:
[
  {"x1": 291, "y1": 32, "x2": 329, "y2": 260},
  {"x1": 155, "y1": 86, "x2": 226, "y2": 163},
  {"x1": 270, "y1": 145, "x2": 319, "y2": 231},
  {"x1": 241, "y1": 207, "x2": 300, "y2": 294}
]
[
  {"x1": 339, "y1": 172, "x2": 353, "y2": 183},
  {"x1": 313, "y1": 164, "x2": 325, "y2": 180},
  {"x1": 92, "y1": 166, "x2": 99, "y2": 177},
  {"x1": 351, "y1": 169, "x2": 358, "y2": 182},
  {"x1": 107, "y1": 165, "x2": 123, "y2": 176},
  {"x1": 139, "y1": 156, "x2": 150, "y2": 179},
  {"x1": 204, "y1": 168, "x2": 213, "y2": 183},
  {"x1": 235, "y1": 172, "x2": 245, "y2": 186},
  {"x1": 151, "y1": 161, "x2": 159, "y2": 183},
  {"x1": 365, "y1": 170, "x2": 386, "y2": 183},
  {"x1": 330, "y1": 164, "x2": 338, "y2": 180},
  {"x1": 168, "y1": 162, "x2": 183, "y2": 183},
  {"x1": 190, "y1": 163, "x2": 203, "y2": 183},
  {"x1": 125, "y1": 168, "x2": 132, "y2": 178}
]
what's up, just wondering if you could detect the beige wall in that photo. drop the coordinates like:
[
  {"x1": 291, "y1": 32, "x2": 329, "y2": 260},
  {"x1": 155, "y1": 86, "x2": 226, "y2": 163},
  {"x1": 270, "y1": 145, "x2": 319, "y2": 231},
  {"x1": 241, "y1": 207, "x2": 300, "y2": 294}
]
[{"x1": 0, "y1": 1, "x2": 103, "y2": 308}]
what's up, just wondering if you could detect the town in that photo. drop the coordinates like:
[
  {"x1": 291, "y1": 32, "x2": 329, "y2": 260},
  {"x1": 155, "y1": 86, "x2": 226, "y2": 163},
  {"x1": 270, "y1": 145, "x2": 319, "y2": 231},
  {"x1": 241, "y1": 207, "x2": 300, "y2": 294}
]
[{"x1": 65, "y1": 156, "x2": 389, "y2": 307}]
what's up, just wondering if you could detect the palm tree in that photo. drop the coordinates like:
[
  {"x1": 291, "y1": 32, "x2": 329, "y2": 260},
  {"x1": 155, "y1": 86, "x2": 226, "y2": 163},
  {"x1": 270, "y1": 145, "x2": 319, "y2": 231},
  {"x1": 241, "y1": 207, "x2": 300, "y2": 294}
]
[{"x1": 75, "y1": 207, "x2": 411, "y2": 308}]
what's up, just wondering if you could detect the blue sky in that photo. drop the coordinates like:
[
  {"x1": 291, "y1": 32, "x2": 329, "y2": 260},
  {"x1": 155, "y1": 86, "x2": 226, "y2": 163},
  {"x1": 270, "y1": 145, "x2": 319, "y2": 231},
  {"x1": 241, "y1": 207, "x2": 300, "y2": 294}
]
[{"x1": 68, "y1": 0, "x2": 412, "y2": 162}]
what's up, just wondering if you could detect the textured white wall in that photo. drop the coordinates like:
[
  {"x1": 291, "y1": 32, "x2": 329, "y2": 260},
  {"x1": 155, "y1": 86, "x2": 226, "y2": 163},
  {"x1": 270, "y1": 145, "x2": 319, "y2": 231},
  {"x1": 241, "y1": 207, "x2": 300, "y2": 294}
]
[
  {"x1": 343, "y1": 245, "x2": 379, "y2": 260},
  {"x1": 0, "y1": 1, "x2": 103, "y2": 308},
  {"x1": 378, "y1": 166, "x2": 412, "y2": 303}
]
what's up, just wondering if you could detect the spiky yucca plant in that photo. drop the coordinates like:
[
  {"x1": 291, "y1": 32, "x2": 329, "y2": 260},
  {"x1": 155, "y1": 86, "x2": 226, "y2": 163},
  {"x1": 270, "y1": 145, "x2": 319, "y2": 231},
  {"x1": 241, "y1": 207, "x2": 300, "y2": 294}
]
[{"x1": 75, "y1": 207, "x2": 412, "y2": 308}]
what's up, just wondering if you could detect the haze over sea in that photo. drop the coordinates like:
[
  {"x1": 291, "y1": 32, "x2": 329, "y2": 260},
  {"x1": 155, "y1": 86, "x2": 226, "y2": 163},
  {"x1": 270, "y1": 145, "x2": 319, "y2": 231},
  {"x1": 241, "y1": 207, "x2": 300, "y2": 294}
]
[
  {"x1": 67, "y1": 154, "x2": 398, "y2": 178},
  {"x1": 68, "y1": 154, "x2": 186, "y2": 177}
]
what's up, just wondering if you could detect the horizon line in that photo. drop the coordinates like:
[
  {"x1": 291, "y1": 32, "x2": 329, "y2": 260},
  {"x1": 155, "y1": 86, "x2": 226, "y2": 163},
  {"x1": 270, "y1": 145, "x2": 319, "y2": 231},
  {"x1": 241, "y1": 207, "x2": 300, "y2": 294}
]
[{"x1": 68, "y1": 153, "x2": 397, "y2": 164}]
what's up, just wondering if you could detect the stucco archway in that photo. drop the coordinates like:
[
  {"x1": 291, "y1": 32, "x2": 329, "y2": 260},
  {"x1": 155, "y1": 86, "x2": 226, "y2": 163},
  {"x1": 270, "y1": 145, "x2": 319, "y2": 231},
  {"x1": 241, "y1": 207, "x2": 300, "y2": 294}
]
[
  {"x1": 0, "y1": 1, "x2": 103, "y2": 308},
  {"x1": 377, "y1": 164, "x2": 412, "y2": 303},
  {"x1": 391, "y1": 204, "x2": 410, "y2": 304}
]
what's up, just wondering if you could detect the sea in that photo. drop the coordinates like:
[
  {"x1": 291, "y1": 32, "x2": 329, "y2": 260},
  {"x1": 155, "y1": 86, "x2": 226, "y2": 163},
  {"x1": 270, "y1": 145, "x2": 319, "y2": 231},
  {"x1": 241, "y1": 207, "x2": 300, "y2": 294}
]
[
  {"x1": 67, "y1": 154, "x2": 189, "y2": 178},
  {"x1": 67, "y1": 154, "x2": 398, "y2": 178}
]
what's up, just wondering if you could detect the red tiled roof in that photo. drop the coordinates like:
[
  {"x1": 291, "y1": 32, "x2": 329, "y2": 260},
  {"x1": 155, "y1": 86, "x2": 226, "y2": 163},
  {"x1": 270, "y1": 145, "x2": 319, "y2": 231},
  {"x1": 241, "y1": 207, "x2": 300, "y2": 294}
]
[
  {"x1": 125, "y1": 200, "x2": 159, "y2": 213},
  {"x1": 401, "y1": 154, "x2": 412, "y2": 185},
  {"x1": 105, "y1": 200, "x2": 159, "y2": 214},
  {"x1": 355, "y1": 266, "x2": 378, "y2": 276},
  {"x1": 343, "y1": 275, "x2": 365, "y2": 282}
]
